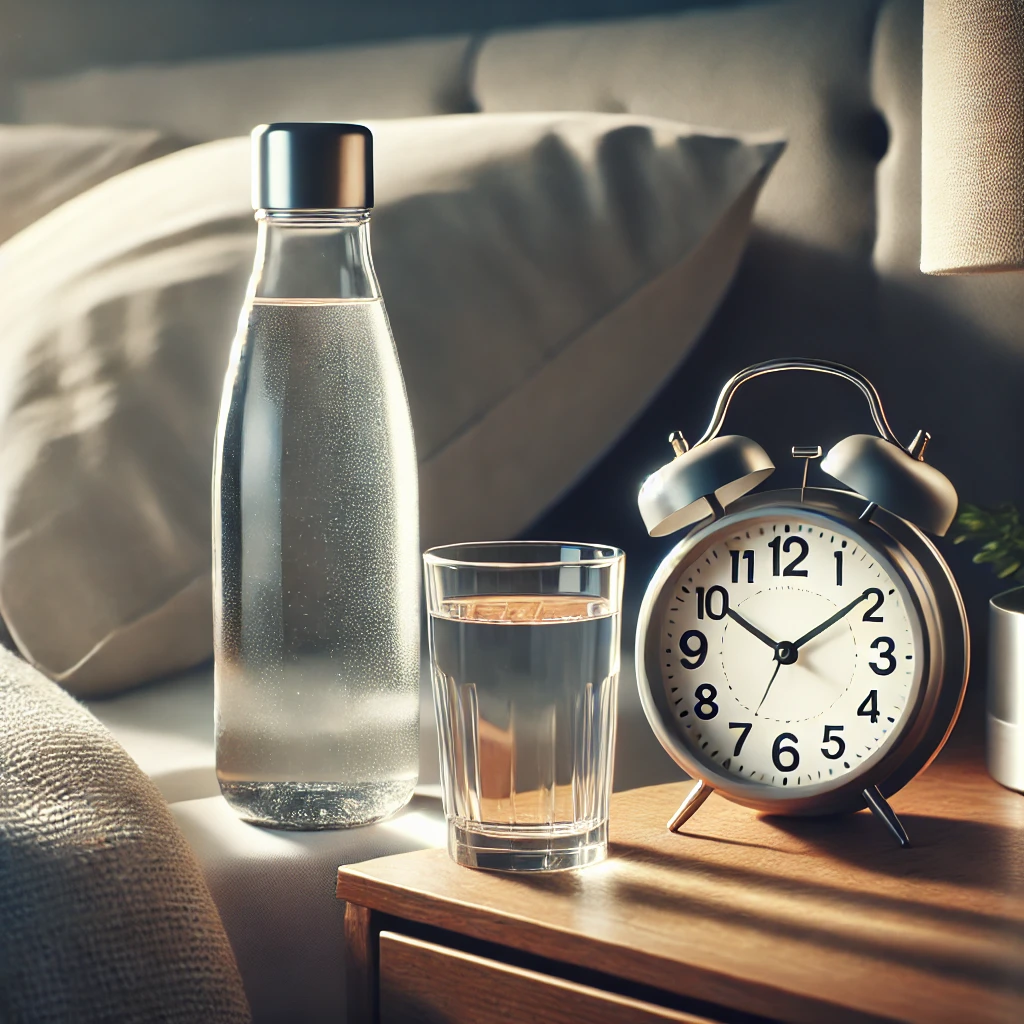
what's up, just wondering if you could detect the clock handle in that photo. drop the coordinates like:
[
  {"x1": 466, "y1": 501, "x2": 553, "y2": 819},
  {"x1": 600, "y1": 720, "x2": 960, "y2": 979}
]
[
  {"x1": 695, "y1": 359, "x2": 904, "y2": 449},
  {"x1": 667, "y1": 779, "x2": 714, "y2": 833},
  {"x1": 862, "y1": 786, "x2": 912, "y2": 848}
]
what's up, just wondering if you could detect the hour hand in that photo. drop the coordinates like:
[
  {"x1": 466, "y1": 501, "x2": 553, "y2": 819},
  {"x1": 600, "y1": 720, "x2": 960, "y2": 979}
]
[{"x1": 725, "y1": 608, "x2": 777, "y2": 650}]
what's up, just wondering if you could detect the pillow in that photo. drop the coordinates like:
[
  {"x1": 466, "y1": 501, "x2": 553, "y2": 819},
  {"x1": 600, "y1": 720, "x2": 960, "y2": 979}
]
[
  {"x1": 0, "y1": 124, "x2": 185, "y2": 246},
  {"x1": 0, "y1": 113, "x2": 782, "y2": 696},
  {"x1": 0, "y1": 645, "x2": 250, "y2": 1022}
]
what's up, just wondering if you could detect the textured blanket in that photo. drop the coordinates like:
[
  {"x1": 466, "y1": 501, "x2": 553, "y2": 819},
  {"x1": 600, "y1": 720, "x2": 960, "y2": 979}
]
[{"x1": 0, "y1": 647, "x2": 250, "y2": 1022}]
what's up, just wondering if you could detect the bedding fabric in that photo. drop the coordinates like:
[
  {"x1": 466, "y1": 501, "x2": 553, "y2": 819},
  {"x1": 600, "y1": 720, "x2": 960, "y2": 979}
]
[
  {"x1": 0, "y1": 645, "x2": 250, "y2": 1022},
  {"x1": 0, "y1": 112, "x2": 782, "y2": 695},
  {"x1": 0, "y1": 123, "x2": 185, "y2": 246}
]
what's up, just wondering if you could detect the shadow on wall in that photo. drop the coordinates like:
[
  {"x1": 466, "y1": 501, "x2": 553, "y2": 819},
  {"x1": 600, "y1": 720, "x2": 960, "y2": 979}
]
[{"x1": 527, "y1": 227, "x2": 1024, "y2": 692}]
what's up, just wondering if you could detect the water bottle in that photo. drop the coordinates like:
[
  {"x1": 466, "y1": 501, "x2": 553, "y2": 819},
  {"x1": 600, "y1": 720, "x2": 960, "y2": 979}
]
[{"x1": 213, "y1": 123, "x2": 420, "y2": 829}]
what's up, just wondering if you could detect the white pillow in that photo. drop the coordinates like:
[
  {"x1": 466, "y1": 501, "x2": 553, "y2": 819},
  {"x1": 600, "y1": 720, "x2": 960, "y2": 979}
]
[
  {"x1": 0, "y1": 124, "x2": 184, "y2": 246},
  {"x1": 0, "y1": 113, "x2": 782, "y2": 695}
]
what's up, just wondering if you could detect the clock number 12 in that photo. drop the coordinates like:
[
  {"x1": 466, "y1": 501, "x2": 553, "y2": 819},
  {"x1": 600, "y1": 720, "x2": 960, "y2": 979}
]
[{"x1": 769, "y1": 536, "x2": 808, "y2": 577}]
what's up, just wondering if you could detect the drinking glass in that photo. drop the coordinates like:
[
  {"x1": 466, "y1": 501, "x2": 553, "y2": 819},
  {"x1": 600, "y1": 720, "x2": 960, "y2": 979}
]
[{"x1": 423, "y1": 541, "x2": 624, "y2": 871}]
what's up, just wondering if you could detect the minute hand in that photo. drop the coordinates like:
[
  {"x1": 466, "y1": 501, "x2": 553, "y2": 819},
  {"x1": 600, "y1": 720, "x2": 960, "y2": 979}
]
[{"x1": 791, "y1": 591, "x2": 872, "y2": 651}]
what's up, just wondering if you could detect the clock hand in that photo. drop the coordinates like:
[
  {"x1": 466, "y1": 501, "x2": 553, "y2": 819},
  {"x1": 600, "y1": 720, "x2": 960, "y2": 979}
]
[
  {"x1": 791, "y1": 590, "x2": 872, "y2": 651},
  {"x1": 754, "y1": 657, "x2": 782, "y2": 717},
  {"x1": 725, "y1": 608, "x2": 778, "y2": 650}
]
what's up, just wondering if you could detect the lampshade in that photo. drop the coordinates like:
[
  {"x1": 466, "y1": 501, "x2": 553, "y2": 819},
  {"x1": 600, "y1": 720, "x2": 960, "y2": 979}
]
[{"x1": 921, "y1": 0, "x2": 1024, "y2": 274}]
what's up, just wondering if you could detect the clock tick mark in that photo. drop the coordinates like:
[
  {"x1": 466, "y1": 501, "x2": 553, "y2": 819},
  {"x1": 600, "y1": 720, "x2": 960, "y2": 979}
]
[
  {"x1": 841, "y1": 540, "x2": 847, "y2": 548},
  {"x1": 783, "y1": 777, "x2": 788, "y2": 785},
  {"x1": 887, "y1": 716, "x2": 895, "y2": 723},
  {"x1": 723, "y1": 758, "x2": 732, "y2": 769},
  {"x1": 680, "y1": 710, "x2": 689, "y2": 717},
  {"x1": 843, "y1": 761, "x2": 850, "y2": 769}
]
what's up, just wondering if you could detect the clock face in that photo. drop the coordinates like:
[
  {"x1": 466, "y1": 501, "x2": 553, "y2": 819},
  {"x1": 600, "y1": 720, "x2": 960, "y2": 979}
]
[{"x1": 656, "y1": 510, "x2": 924, "y2": 794}]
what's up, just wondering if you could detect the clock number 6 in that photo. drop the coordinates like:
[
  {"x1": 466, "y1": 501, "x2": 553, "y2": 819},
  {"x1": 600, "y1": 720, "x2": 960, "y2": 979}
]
[
  {"x1": 772, "y1": 732, "x2": 800, "y2": 772},
  {"x1": 869, "y1": 636, "x2": 897, "y2": 675},
  {"x1": 820, "y1": 724, "x2": 846, "y2": 760}
]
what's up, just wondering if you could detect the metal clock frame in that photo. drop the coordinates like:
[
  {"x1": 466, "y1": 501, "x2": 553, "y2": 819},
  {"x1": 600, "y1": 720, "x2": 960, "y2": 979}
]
[{"x1": 636, "y1": 486, "x2": 969, "y2": 843}]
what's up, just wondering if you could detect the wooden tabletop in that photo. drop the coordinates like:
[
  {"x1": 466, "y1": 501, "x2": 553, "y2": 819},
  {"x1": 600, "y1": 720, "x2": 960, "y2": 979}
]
[{"x1": 338, "y1": 745, "x2": 1024, "y2": 1024}]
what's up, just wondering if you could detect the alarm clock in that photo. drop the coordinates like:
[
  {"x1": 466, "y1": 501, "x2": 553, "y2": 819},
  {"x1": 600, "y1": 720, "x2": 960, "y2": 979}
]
[{"x1": 635, "y1": 359, "x2": 968, "y2": 847}]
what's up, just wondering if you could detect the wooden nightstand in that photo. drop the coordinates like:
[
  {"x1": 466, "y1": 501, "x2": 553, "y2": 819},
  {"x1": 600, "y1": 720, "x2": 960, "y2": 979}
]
[{"x1": 337, "y1": 747, "x2": 1024, "y2": 1023}]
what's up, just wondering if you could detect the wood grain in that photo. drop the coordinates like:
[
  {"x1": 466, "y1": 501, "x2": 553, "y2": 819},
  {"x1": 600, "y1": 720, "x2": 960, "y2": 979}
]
[
  {"x1": 344, "y1": 902, "x2": 379, "y2": 1024},
  {"x1": 339, "y1": 752, "x2": 1024, "y2": 1024},
  {"x1": 378, "y1": 931, "x2": 714, "y2": 1024}
]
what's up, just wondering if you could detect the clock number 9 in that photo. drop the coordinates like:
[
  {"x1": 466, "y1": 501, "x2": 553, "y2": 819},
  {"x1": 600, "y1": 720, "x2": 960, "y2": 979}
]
[
  {"x1": 679, "y1": 630, "x2": 708, "y2": 669},
  {"x1": 772, "y1": 732, "x2": 800, "y2": 772}
]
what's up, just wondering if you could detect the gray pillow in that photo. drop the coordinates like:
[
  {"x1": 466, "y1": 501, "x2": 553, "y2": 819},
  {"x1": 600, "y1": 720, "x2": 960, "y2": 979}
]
[
  {"x1": 0, "y1": 645, "x2": 250, "y2": 1022},
  {"x1": 0, "y1": 113, "x2": 782, "y2": 695}
]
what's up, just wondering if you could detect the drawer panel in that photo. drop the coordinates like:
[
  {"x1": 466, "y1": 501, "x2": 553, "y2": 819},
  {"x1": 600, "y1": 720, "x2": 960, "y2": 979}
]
[{"x1": 378, "y1": 930, "x2": 716, "y2": 1024}]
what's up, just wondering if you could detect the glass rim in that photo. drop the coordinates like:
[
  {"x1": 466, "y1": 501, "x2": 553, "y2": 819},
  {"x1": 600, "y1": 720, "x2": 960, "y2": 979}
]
[{"x1": 423, "y1": 539, "x2": 624, "y2": 570}]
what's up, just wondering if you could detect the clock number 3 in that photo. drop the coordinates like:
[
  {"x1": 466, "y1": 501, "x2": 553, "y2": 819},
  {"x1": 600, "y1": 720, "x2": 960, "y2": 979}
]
[{"x1": 869, "y1": 636, "x2": 897, "y2": 675}]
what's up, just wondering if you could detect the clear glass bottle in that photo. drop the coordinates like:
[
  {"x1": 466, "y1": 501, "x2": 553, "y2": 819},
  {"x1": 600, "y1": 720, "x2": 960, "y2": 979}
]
[{"x1": 213, "y1": 123, "x2": 420, "y2": 829}]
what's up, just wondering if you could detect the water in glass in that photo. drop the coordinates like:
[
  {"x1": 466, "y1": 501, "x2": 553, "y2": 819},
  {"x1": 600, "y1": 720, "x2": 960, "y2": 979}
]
[{"x1": 429, "y1": 592, "x2": 620, "y2": 870}]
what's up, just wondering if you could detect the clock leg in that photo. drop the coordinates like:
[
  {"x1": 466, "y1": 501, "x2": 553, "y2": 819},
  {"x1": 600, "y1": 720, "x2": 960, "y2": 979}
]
[
  {"x1": 667, "y1": 779, "x2": 714, "y2": 833},
  {"x1": 862, "y1": 786, "x2": 911, "y2": 848}
]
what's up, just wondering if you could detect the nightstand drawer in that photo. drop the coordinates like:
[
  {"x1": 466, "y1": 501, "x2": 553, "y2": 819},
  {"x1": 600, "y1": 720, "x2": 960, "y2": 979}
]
[{"x1": 378, "y1": 931, "x2": 713, "y2": 1024}]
